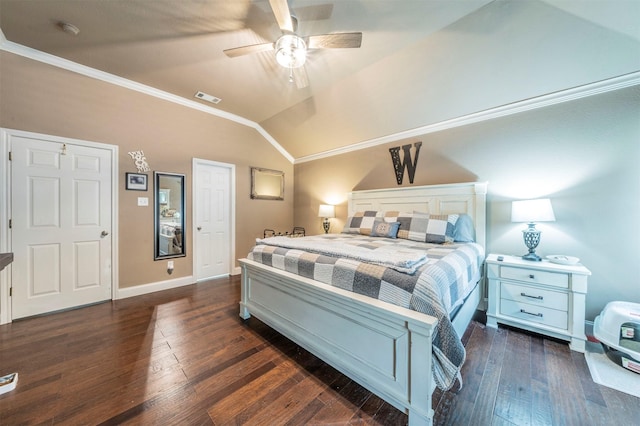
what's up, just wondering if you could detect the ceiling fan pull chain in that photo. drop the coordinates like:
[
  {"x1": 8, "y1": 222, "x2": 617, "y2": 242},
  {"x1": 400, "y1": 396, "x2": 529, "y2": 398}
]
[{"x1": 289, "y1": 68, "x2": 294, "y2": 83}]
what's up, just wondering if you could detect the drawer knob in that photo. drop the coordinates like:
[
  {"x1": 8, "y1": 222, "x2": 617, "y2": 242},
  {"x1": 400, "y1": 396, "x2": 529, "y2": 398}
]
[
  {"x1": 520, "y1": 292, "x2": 543, "y2": 301},
  {"x1": 520, "y1": 309, "x2": 543, "y2": 318},
  {"x1": 529, "y1": 274, "x2": 535, "y2": 279}
]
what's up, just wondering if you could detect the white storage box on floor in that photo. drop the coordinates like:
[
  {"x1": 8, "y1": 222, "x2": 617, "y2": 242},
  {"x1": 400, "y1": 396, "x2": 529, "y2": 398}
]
[{"x1": 594, "y1": 301, "x2": 640, "y2": 374}]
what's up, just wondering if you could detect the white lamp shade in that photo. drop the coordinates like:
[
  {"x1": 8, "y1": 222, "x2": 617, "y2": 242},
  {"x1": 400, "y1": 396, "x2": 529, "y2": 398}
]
[
  {"x1": 318, "y1": 204, "x2": 335, "y2": 218},
  {"x1": 511, "y1": 198, "x2": 555, "y2": 223}
]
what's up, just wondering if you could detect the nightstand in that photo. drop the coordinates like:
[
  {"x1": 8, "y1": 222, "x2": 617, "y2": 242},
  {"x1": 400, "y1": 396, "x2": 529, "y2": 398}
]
[{"x1": 485, "y1": 254, "x2": 591, "y2": 352}]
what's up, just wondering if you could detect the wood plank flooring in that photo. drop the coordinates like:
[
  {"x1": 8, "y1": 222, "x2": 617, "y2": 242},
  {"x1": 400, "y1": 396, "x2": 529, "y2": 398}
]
[{"x1": 1, "y1": 275, "x2": 638, "y2": 425}]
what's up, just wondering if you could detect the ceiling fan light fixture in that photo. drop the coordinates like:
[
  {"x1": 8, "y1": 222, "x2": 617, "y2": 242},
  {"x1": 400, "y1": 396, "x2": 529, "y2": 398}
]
[{"x1": 275, "y1": 34, "x2": 307, "y2": 68}]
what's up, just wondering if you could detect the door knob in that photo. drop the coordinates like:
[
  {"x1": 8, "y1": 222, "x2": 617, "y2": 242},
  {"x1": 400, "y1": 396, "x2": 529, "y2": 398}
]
[
  {"x1": 197, "y1": 226, "x2": 202, "y2": 231},
  {"x1": 101, "y1": 231, "x2": 109, "y2": 237}
]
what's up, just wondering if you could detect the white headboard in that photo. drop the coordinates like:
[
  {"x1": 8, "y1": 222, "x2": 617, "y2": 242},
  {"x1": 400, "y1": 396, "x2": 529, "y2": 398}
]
[{"x1": 347, "y1": 182, "x2": 488, "y2": 248}]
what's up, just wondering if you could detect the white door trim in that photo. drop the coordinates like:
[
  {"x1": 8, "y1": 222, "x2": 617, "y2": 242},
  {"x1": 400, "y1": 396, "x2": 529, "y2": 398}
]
[
  {"x1": 192, "y1": 158, "x2": 237, "y2": 280},
  {"x1": 0, "y1": 128, "x2": 118, "y2": 324},
  {"x1": 0, "y1": 131, "x2": 11, "y2": 324}
]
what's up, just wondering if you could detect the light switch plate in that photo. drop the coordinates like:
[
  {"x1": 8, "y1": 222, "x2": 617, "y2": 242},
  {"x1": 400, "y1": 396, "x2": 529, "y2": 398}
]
[{"x1": 137, "y1": 197, "x2": 149, "y2": 206}]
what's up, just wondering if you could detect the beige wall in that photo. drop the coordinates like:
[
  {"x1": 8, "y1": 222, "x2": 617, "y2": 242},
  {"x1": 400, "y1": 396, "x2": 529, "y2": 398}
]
[
  {"x1": 3, "y1": 49, "x2": 639, "y2": 320},
  {"x1": 294, "y1": 85, "x2": 640, "y2": 320},
  {"x1": 1, "y1": 51, "x2": 293, "y2": 288}
]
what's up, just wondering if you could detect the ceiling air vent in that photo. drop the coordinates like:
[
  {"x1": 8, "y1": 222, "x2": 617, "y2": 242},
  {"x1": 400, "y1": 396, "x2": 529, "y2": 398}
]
[{"x1": 195, "y1": 91, "x2": 221, "y2": 104}]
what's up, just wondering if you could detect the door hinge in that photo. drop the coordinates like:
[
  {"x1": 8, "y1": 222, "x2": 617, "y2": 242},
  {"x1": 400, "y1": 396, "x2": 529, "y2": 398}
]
[
  {"x1": 8, "y1": 151, "x2": 11, "y2": 161},
  {"x1": 9, "y1": 287, "x2": 12, "y2": 297},
  {"x1": 8, "y1": 219, "x2": 11, "y2": 229}
]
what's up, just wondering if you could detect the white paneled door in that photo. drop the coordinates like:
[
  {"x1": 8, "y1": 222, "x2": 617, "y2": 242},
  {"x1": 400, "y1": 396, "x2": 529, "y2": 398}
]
[
  {"x1": 193, "y1": 159, "x2": 234, "y2": 281},
  {"x1": 11, "y1": 134, "x2": 113, "y2": 319}
]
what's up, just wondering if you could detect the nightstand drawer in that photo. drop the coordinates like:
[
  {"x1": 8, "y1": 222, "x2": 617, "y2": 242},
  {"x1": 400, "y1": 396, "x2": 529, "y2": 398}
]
[
  {"x1": 500, "y1": 266, "x2": 568, "y2": 288},
  {"x1": 501, "y1": 282, "x2": 568, "y2": 311},
  {"x1": 500, "y1": 299, "x2": 568, "y2": 330}
]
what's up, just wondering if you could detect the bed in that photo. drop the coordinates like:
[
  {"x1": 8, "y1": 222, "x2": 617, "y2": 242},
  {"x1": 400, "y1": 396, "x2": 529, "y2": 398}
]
[{"x1": 239, "y1": 182, "x2": 487, "y2": 425}]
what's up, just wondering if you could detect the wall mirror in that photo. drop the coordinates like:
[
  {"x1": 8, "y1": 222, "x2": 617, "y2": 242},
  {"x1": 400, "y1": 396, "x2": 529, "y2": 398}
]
[
  {"x1": 154, "y1": 172, "x2": 186, "y2": 260},
  {"x1": 251, "y1": 167, "x2": 284, "y2": 200}
]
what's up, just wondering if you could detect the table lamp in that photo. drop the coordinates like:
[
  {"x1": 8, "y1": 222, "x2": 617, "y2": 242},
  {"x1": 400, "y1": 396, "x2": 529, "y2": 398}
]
[
  {"x1": 318, "y1": 204, "x2": 335, "y2": 234},
  {"x1": 511, "y1": 198, "x2": 555, "y2": 261}
]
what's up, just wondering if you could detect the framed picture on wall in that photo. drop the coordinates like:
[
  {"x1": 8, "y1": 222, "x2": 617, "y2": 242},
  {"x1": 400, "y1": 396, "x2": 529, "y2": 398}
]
[{"x1": 126, "y1": 173, "x2": 148, "y2": 191}]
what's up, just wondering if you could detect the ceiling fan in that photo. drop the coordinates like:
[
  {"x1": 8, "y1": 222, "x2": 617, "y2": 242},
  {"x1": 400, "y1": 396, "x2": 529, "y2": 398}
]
[{"x1": 223, "y1": 0, "x2": 362, "y2": 88}]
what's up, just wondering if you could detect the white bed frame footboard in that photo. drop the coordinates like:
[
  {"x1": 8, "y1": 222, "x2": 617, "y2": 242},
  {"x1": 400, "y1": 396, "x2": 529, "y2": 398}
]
[
  {"x1": 239, "y1": 182, "x2": 487, "y2": 425},
  {"x1": 240, "y1": 259, "x2": 437, "y2": 424}
]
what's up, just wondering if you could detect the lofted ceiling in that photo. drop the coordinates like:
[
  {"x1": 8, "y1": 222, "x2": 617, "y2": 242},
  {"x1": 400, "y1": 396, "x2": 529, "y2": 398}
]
[{"x1": 1, "y1": 0, "x2": 639, "y2": 161}]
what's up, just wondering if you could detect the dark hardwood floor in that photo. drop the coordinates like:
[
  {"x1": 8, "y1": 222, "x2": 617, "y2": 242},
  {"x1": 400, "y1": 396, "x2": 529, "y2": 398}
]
[{"x1": 1, "y1": 275, "x2": 638, "y2": 425}]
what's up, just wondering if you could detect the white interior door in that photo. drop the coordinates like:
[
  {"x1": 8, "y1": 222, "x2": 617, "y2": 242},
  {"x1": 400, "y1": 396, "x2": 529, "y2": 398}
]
[
  {"x1": 193, "y1": 159, "x2": 234, "y2": 281},
  {"x1": 10, "y1": 133, "x2": 113, "y2": 319}
]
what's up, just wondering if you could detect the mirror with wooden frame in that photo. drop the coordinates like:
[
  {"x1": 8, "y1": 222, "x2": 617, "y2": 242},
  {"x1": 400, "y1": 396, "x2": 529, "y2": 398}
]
[
  {"x1": 154, "y1": 172, "x2": 186, "y2": 260},
  {"x1": 250, "y1": 167, "x2": 284, "y2": 200}
]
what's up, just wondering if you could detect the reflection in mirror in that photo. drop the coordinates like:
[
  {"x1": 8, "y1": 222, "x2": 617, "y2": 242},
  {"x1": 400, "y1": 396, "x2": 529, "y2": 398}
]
[
  {"x1": 251, "y1": 167, "x2": 284, "y2": 200},
  {"x1": 154, "y1": 172, "x2": 186, "y2": 260}
]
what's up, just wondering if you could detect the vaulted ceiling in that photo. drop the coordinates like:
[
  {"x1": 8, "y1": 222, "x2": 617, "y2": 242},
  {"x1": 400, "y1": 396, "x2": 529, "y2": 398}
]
[{"x1": 1, "y1": 0, "x2": 639, "y2": 160}]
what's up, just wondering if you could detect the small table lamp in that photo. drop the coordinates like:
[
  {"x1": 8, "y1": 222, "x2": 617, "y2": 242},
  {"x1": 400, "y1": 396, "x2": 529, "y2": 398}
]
[
  {"x1": 511, "y1": 198, "x2": 555, "y2": 261},
  {"x1": 318, "y1": 204, "x2": 335, "y2": 234}
]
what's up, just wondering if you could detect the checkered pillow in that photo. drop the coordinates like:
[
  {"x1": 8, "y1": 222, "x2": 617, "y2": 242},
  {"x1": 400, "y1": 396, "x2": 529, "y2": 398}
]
[
  {"x1": 424, "y1": 214, "x2": 459, "y2": 243},
  {"x1": 342, "y1": 211, "x2": 379, "y2": 235},
  {"x1": 380, "y1": 210, "x2": 402, "y2": 223},
  {"x1": 392, "y1": 212, "x2": 459, "y2": 243}
]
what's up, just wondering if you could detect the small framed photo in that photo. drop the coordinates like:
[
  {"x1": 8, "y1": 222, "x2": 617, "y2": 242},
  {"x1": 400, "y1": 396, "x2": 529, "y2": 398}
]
[{"x1": 126, "y1": 173, "x2": 148, "y2": 191}]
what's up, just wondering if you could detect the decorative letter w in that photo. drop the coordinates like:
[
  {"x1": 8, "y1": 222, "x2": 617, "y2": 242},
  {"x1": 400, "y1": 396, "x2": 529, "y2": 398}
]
[{"x1": 389, "y1": 142, "x2": 422, "y2": 185}]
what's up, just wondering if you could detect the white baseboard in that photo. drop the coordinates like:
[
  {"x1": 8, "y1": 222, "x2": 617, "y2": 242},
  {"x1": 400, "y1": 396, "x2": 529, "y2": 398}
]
[
  {"x1": 116, "y1": 269, "x2": 241, "y2": 300},
  {"x1": 116, "y1": 275, "x2": 195, "y2": 300}
]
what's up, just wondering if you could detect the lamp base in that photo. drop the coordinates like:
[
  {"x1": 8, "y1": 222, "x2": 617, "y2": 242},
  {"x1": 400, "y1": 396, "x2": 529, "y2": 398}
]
[
  {"x1": 522, "y1": 225, "x2": 542, "y2": 261},
  {"x1": 322, "y1": 218, "x2": 330, "y2": 234},
  {"x1": 522, "y1": 252, "x2": 542, "y2": 261}
]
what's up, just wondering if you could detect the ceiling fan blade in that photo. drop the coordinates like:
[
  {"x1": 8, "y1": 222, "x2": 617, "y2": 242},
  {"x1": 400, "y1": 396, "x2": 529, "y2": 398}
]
[
  {"x1": 269, "y1": 0, "x2": 294, "y2": 33},
  {"x1": 223, "y1": 42, "x2": 274, "y2": 58},
  {"x1": 294, "y1": 4, "x2": 334, "y2": 22},
  {"x1": 292, "y1": 67, "x2": 309, "y2": 89},
  {"x1": 307, "y1": 32, "x2": 362, "y2": 49}
]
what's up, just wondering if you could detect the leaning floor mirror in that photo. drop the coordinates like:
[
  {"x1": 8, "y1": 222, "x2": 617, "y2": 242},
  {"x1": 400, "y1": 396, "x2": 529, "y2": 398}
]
[{"x1": 154, "y1": 172, "x2": 186, "y2": 260}]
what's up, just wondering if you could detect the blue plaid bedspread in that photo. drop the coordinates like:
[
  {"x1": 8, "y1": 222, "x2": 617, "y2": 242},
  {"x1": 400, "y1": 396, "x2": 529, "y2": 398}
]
[
  {"x1": 248, "y1": 234, "x2": 485, "y2": 390},
  {"x1": 254, "y1": 234, "x2": 429, "y2": 273}
]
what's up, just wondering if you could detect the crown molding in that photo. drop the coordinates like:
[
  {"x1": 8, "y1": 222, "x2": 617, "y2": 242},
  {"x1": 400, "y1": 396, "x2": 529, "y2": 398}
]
[
  {"x1": 0, "y1": 37, "x2": 295, "y2": 164},
  {"x1": 295, "y1": 70, "x2": 640, "y2": 164}
]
